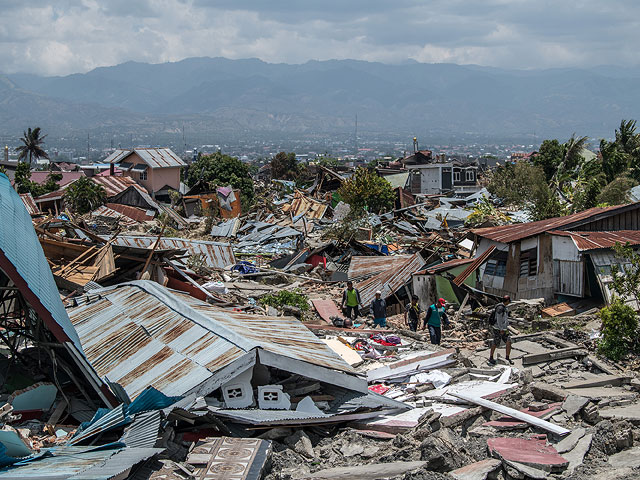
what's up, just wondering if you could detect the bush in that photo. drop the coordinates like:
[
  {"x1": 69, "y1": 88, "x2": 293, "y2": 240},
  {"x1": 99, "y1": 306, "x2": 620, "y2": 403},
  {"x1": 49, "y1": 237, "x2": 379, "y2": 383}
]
[
  {"x1": 337, "y1": 167, "x2": 395, "y2": 214},
  {"x1": 597, "y1": 298, "x2": 639, "y2": 361},
  {"x1": 261, "y1": 289, "x2": 310, "y2": 312}
]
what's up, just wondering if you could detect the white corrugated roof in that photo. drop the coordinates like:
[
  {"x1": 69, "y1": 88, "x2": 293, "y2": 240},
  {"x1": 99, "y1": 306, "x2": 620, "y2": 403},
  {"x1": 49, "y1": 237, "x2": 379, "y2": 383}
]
[{"x1": 106, "y1": 148, "x2": 187, "y2": 169}]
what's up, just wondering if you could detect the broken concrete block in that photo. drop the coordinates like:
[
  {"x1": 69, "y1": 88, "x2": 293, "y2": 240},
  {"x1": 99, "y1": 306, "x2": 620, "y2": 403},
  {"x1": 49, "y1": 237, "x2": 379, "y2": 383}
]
[
  {"x1": 531, "y1": 382, "x2": 566, "y2": 402},
  {"x1": 563, "y1": 433, "x2": 593, "y2": 474},
  {"x1": 187, "y1": 436, "x2": 272, "y2": 479},
  {"x1": 257, "y1": 427, "x2": 293, "y2": 440},
  {"x1": 487, "y1": 435, "x2": 568, "y2": 472},
  {"x1": 222, "y1": 369, "x2": 254, "y2": 409},
  {"x1": 296, "y1": 396, "x2": 324, "y2": 415},
  {"x1": 340, "y1": 442, "x2": 364, "y2": 457},
  {"x1": 257, "y1": 385, "x2": 291, "y2": 410},
  {"x1": 608, "y1": 445, "x2": 640, "y2": 469},
  {"x1": 450, "y1": 458, "x2": 501, "y2": 480},
  {"x1": 503, "y1": 459, "x2": 548, "y2": 479},
  {"x1": 299, "y1": 461, "x2": 426, "y2": 479},
  {"x1": 528, "y1": 401, "x2": 548, "y2": 412},
  {"x1": 285, "y1": 430, "x2": 315, "y2": 458},
  {"x1": 555, "y1": 427, "x2": 586, "y2": 453},
  {"x1": 600, "y1": 404, "x2": 640, "y2": 422},
  {"x1": 581, "y1": 402, "x2": 600, "y2": 424},
  {"x1": 562, "y1": 394, "x2": 589, "y2": 417}
]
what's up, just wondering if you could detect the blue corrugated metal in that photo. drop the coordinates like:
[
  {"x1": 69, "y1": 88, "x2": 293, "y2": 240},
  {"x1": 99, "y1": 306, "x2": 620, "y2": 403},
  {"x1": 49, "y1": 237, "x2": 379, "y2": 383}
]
[{"x1": 0, "y1": 173, "x2": 83, "y2": 350}]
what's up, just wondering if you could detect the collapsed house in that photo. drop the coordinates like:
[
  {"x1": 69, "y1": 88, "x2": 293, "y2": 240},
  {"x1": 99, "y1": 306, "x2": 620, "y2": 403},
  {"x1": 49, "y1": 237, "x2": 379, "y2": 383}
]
[
  {"x1": 67, "y1": 281, "x2": 406, "y2": 426},
  {"x1": 471, "y1": 202, "x2": 640, "y2": 303}
]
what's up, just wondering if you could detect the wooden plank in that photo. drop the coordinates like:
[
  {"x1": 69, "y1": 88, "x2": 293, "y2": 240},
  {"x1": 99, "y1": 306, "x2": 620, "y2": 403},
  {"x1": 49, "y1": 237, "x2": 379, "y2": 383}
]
[
  {"x1": 322, "y1": 338, "x2": 363, "y2": 367},
  {"x1": 450, "y1": 391, "x2": 570, "y2": 436}
]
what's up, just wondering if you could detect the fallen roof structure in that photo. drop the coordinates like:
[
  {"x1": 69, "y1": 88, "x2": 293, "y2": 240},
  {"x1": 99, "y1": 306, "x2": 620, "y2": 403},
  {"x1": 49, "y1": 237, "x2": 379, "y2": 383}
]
[
  {"x1": 68, "y1": 281, "x2": 368, "y2": 400},
  {"x1": 0, "y1": 172, "x2": 115, "y2": 407}
]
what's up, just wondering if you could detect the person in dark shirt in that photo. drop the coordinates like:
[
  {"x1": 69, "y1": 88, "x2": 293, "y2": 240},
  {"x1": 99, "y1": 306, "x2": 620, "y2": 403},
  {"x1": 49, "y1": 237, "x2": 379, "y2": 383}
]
[
  {"x1": 370, "y1": 290, "x2": 387, "y2": 328},
  {"x1": 404, "y1": 295, "x2": 421, "y2": 332}
]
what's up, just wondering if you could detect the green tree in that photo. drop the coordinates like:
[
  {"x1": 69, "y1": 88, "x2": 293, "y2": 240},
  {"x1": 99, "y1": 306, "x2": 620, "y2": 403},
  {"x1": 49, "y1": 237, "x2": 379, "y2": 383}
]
[
  {"x1": 596, "y1": 175, "x2": 635, "y2": 206},
  {"x1": 185, "y1": 152, "x2": 255, "y2": 208},
  {"x1": 488, "y1": 161, "x2": 565, "y2": 221},
  {"x1": 270, "y1": 151, "x2": 299, "y2": 180},
  {"x1": 573, "y1": 175, "x2": 606, "y2": 211},
  {"x1": 615, "y1": 119, "x2": 640, "y2": 156},
  {"x1": 63, "y1": 177, "x2": 106, "y2": 214},
  {"x1": 600, "y1": 139, "x2": 630, "y2": 184},
  {"x1": 316, "y1": 155, "x2": 340, "y2": 167},
  {"x1": 16, "y1": 127, "x2": 49, "y2": 166},
  {"x1": 533, "y1": 139, "x2": 563, "y2": 182},
  {"x1": 598, "y1": 299, "x2": 638, "y2": 361},
  {"x1": 14, "y1": 162, "x2": 33, "y2": 194},
  {"x1": 337, "y1": 167, "x2": 395, "y2": 214}
]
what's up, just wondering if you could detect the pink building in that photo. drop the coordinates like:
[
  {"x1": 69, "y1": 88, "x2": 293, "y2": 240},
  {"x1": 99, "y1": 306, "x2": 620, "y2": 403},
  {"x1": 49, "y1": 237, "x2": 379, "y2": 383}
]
[{"x1": 104, "y1": 148, "x2": 186, "y2": 198}]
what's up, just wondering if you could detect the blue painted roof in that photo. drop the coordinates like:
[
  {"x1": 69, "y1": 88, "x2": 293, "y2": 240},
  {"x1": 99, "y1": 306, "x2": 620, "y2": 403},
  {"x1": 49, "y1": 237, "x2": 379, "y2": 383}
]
[{"x1": 0, "y1": 173, "x2": 83, "y2": 350}]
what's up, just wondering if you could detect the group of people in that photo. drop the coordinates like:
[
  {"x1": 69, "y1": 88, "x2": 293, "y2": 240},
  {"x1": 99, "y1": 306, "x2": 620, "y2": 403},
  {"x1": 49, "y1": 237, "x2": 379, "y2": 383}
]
[{"x1": 340, "y1": 281, "x2": 513, "y2": 363}]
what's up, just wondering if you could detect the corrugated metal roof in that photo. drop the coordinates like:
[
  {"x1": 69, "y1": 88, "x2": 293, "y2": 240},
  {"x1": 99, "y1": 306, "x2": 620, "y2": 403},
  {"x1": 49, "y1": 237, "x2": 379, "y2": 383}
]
[
  {"x1": 281, "y1": 191, "x2": 328, "y2": 219},
  {"x1": 549, "y1": 230, "x2": 640, "y2": 251},
  {"x1": 210, "y1": 217, "x2": 241, "y2": 237},
  {"x1": 19, "y1": 193, "x2": 39, "y2": 215},
  {"x1": 453, "y1": 245, "x2": 495, "y2": 286},
  {"x1": 380, "y1": 172, "x2": 410, "y2": 189},
  {"x1": 418, "y1": 257, "x2": 474, "y2": 275},
  {"x1": 68, "y1": 281, "x2": 356, "y2": 400},
  {"x1": 29, "y1": 171, "x2": 84, "y2": 187},
  {"x1": 91, "y1": 205, "x2": 139, "y2": 227},
  {"x1": 110, "y1": 236, "x2": 235, "y2": 269},
  {"x1": 106, "y1": 148, "x2": 186, "y2": 169},
  {"x1": 473, "y1": 203, "x2": 640, "y2": 243},
  {"x1": 0, "y1": 173, "x2": 84, "y2": 351},
  {"x1": 356, "y1": 253, "x2": 425, "y2": 307},
  {"x1": 348, "y1": 255, "x2": 413, "y2": 280},
  {"x1": 92, "y1": 175, "x2": 147, "y2": 197},
  {"x1": 105, "y1": 203, "x2": 154, "y2": 223}
]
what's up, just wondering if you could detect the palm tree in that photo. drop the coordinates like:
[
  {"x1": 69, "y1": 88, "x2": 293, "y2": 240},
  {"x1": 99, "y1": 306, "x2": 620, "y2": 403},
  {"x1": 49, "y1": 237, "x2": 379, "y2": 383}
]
[{"x1": 16, "y1": 127, "x2": 49, "y2": 166}]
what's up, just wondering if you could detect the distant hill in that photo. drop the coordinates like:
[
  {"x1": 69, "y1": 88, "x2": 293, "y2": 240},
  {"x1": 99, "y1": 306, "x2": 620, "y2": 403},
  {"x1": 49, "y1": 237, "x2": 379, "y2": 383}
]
[{"x1": 4, "y1": 58, "x2": 640, "y2": 138}]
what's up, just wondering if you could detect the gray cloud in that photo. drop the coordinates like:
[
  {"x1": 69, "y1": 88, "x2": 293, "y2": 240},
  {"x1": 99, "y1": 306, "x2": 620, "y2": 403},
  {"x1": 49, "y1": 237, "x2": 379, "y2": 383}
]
[{"x1": 1, "y1": 1, "x2": 639, "y2": 76}]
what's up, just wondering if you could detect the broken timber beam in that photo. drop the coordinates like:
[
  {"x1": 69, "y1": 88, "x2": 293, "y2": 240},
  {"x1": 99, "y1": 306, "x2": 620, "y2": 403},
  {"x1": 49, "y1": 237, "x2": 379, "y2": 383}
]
[{"x1": 449, "y1": 391, "x2": 570, "y2": 436}]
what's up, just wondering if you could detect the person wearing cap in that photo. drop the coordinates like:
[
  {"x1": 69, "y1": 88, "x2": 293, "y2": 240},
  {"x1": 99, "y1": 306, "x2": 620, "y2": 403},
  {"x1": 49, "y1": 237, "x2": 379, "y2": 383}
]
[
  {"x1": 341, "y1": 280, "x2": 362, "y2": 322},
  {"x1": 489, "y1": 295, "x2": 512, "y2": 365},
  {"x1": 423, "y1": 298, "x2": 449, "y2": 345},
  {"x1": 370, "y1": 290, "x2": 387, "y2": 328},
  {"x1": 404, "y1": 295, "x2": 421, "y2": 332}
]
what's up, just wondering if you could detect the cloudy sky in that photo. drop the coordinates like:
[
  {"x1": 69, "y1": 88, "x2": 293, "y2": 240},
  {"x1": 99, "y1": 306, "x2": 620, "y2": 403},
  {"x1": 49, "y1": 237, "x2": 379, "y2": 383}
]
[{"x1": 1, "y1": 0, "x2": 638, "y2": 76}]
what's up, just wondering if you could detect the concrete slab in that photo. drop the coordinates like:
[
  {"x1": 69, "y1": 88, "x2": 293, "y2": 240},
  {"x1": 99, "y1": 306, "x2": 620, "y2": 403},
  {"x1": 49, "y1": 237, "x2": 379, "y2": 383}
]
[
  {"x1": 564, "y1": 374, "x2": 631, "y2": 389},
  {"x1": 608, "y1": 446, "x2": 640, "y2": 469},
  {"x1": 554, "y1": 427, "x2": 586, "y2": 454},
  {"x1": 503, "y1": 460, "x2": 548, "y2": 479},
  {"x1": 487, "y1": 435, "x2": 568, "y2": 472},
  {"x1": 600, "y1": 404, "x2": 640, "y2": 421},
  {"x1": 563, "y1": 433, "x2": 592, "y2": 474},
  {"x1": 512, "y1": 340, "x2": 552, "y2": 355},
  {"x1": 300, "y1": 461, "x2": 427, "y2": 479},
  {"x1": 450, "y1": 458, "x2": 501, "y2": 480},
  {"x1": 563, "y1": 386, "x2": 635, "y2": 399},
  {"x1": 562, "y1": 395, "x2": 589, "y2": 417}
]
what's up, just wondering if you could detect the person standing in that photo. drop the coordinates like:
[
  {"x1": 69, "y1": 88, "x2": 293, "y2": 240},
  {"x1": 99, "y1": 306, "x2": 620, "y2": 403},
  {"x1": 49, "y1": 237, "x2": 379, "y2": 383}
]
[
  {"x1": 341, "y1": 281, "x2": 362, "y2": 322},
  {"x1": 423, "y1": 298, "x2": 449, "y2": 345},
  {"x1": 489, "y1": 295, "x2": 513, "y2": 365},
  {"x1": 404, "y1": 295, "x2": 421, "y2": 332},
  {"x1": 370, "y1": 290, "x2": 387, "y2": 328}
]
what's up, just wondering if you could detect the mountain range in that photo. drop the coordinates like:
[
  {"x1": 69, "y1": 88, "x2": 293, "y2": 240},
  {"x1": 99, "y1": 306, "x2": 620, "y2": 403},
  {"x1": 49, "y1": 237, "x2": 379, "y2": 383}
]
[{"x1": 3, "y1": 57, "x2": 640, "y2": 139}]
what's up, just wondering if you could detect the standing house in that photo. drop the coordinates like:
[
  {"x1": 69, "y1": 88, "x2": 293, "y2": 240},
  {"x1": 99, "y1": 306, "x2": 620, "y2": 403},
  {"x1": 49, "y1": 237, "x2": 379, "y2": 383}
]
[
  {"x1": 104, "y1": 148, "x2": 186, "y2": 198},
  {"x1": 404, "y1": 150, "x2": 479, "y2": 196},
  {"x1": 471, "y1": 202, "x2": 640, "y2": 304}
]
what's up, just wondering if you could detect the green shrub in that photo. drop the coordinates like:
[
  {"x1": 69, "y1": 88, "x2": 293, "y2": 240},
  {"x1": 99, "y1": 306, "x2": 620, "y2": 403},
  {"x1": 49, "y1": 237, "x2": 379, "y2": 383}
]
[
  {"x1": 261, "y1": 289, "x2": 310, "y2": 312},
  {"x1": 597, "y1": 298, "x2": 639, "y2": 361}
]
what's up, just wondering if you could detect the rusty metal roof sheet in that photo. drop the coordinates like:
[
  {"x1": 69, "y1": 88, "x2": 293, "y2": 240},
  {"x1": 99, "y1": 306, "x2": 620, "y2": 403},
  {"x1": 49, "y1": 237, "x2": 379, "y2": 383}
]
[
  {"x1": 106, "y1": 148, "x2": 186, "y2": 169},
  {"x1": 92, "y1": 175, "x2": 147, "y2": 197},
  {"x1": 281, "y1": 190, "x2": 328, "y2": 219},
  {"x1": 91, "y1": 205, "x2": 139, "y2": 227},
  {"x1": 19, "y1": 193, "x2": 39, "y2": 215},
  {"x1": 453, "y1": 245, "x2": 495, "y2": 286},
  {"x1": 105, "y1": 203, "x2": 155, "y2": 223},
  {"x1": 356, "y1": 253, "x2": 425, "y2": 307},
  {"x1": 348, "y1": 255, "x2": 413, "y2": 280},
  {"x1": 416, "y1": 257, "x2": 474, "y2": 275},
  {"x1": 110, "y1": 236, "x2": 235, "y2": 269},
  {"x1": 68, "y1": 281, "x2": 355, "y2": 400},
  {"x1": 549, "y1": 230, "x2": 640, "y2": 251},
  {"x1": 473, "y1": 203, "x2": 640, "y2": 243}
]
